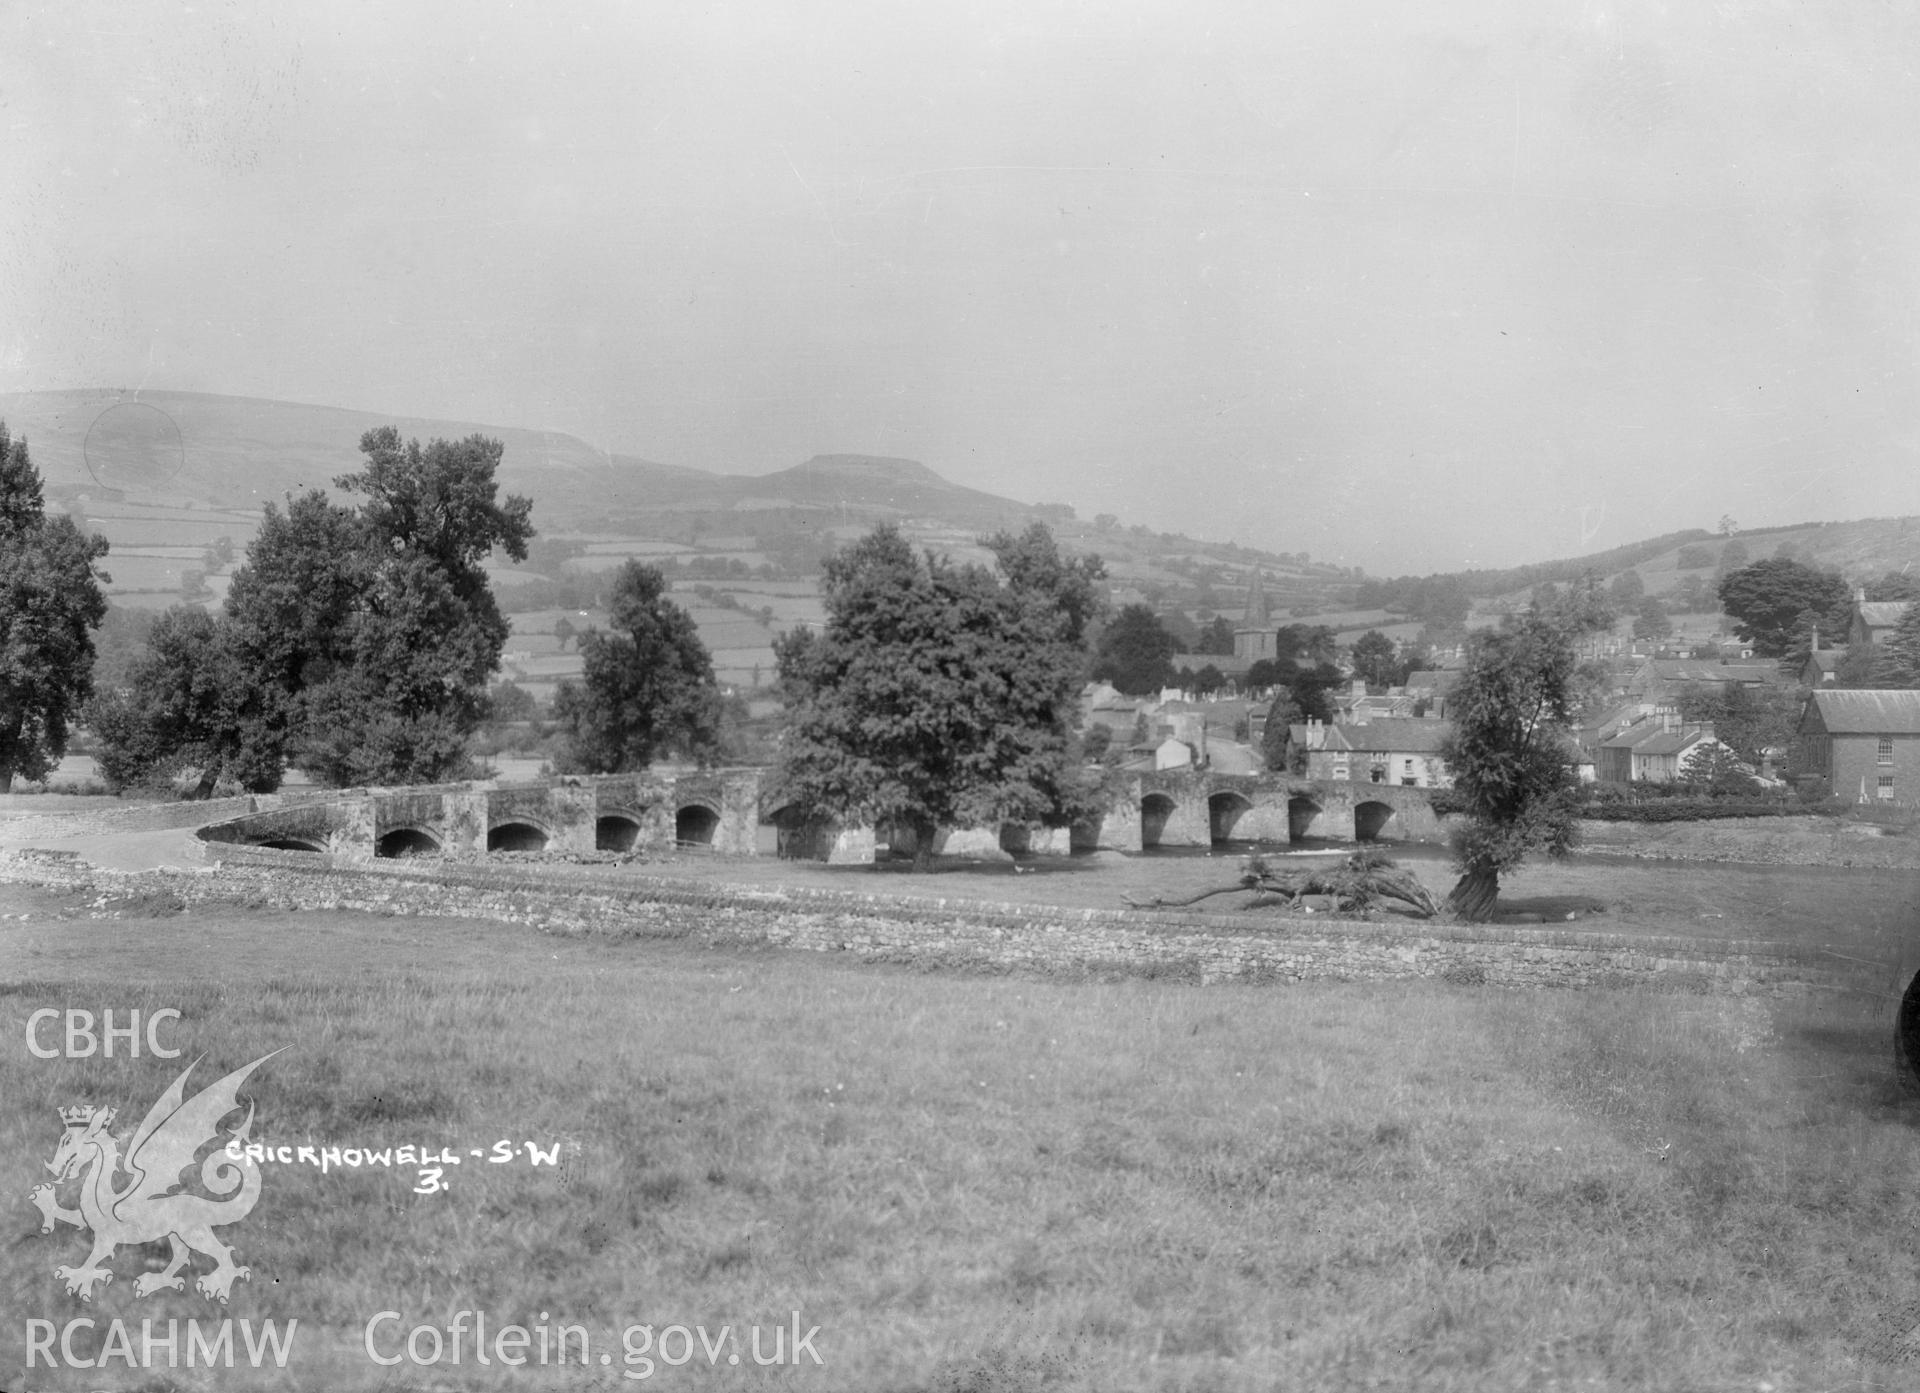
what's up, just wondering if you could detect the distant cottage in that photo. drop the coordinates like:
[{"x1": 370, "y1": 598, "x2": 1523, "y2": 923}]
[
  {"x1": 1849, "y1": 594, "x2": 1912, "y2": 649},
  {"x1": 1594, "y1": 717, "x2": 1730, "y2": 785}
]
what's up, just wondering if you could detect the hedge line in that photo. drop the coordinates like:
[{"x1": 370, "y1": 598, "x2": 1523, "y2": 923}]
[{"x1": 1576, "y1": 800, "x2": 1815, "y2": 823}]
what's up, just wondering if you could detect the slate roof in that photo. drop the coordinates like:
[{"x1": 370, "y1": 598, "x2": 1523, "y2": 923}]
[
  {"x1": 1402, "y1": 669, "x2": 1460, "y2": 692},
  {"x1": 1622, "y1": 730, "x2": 1703, "y2": 756},
  {"x1": 1331, "y1": 717, "x2": 1451, "y2": 754},
  {"x1": 1645, "y1": 659, "x2": 1781, "y2": 684},
  {"x1": 1805, "y1": 689, "x2": 1920, "y2": 734}
]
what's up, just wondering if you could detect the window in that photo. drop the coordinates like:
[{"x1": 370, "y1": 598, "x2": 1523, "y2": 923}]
[
  {"x1": 1879, "y1": 737, "x2": 1896, "y2": 765},
  {"x1": 1879, "y1": 774, "x2": 1896, "y2": 802}
]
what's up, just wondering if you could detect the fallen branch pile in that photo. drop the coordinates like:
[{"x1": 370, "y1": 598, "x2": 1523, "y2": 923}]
[{"x1": 1123, "y1": 850, "x2": 1442, "y2": 919}]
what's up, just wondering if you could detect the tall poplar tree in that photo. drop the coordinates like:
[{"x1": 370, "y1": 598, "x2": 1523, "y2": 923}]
[
  {"x1": 553, "y1": 562, "x2": 720, "y2": 772},
  {"x1": 0, "y1": 423, "x2": 110, "y2": 788}
]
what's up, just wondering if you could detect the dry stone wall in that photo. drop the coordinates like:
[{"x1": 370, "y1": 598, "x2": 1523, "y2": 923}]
[{"x1": 0, "y1": 840, "x2": 1836, "y2": 995}]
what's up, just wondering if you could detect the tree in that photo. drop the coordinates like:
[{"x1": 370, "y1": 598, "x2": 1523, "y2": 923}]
[
  {"x1": 102, "y1": 429, "x2": 534, "y2": 791},
  {"x1": 487, "y1": 680, "x2": 538, "y2": 724},
  {"x1": 981, "y1": 523, "x2": 1107, "y2": 647},
  {"x1": 1679, "y1": 742, "x2": 1759, "y2": 795},
  {"x1": 1673, "y1": 681, "x2": 1801, "y2": 766},
  {"x1": 1866, "y1": 571, "x2": 1920, "y2": 604},
  {"x1": 214, "y1": 490, "x2": 368, "y2": 788},
  {"x1": 1439, "y1": 610, "x2": 1593, "y2": 921},
  {"x1": 1260, "y1": 687, "x2": 1302, "y2": 772},
  {"x1": 1869, "y1": 602, "x2": 1920, "y2": 689},
  {"x1": 1286, "y1": 660, "x2": 1345, "y2": 723},
  {"x1": 1609, "y1": 569, "x2": 1646, "y2": 606},
  {"x1": 1675, "y1": 544, "x2": 1715, "y2": 571},
  {"x1": 774, "y1": 524, "x2": 1098, "y2": 867},
  {"x1": 1160, "y1": 608, "x2": 1200, "y2": 654},
  {"x1": 1350, "y1": 630, "x2": 1398, "y2": 690},
  {"x1": 1275, "y1": 624, "x2": 1338, "y2": 665},
  {"x1": 552, "y1": 562, "x2": 720, "y2": 772},
  {"x1": 1199, "y1": 615, "x2": 1236, "y2": 656},
  {"x1": 1403, "y1": 576, "x2": 1470, "y2": 626},
  {"x1": 1834, "y1": 642, "x2": 1880, "y2": 688},
  {"x1": 1093, "y1": 604, "x2": 1176, "y2": 696},
  {"x1": 1670, "y1": 573, "x2": 1713, "y2": 613},
  {"x1": 1712, "y1": 539, "x2": 1750, "y2": 588},
  {"x1": 298, "y1": 431, "x2": 535, "y2": 785},
  {"x1": 1632, "y1": 596, "x2": 1672, "y2": 641},
  {"x1": 0, "y1": 423, "x2": 110, "y2": 788},
  {"x1": 1188, "y1": 664, "x2": 1227, "y2": 697},
  {"x1": 1717, "y1": 558, "x2": 1851, "y2": 659},
  {"x1": 88, "y1": 607, "x2": 276, "y2": 796},
  {"x1": 1539, "y1": 570, "x2": 1616, "y2": 635},
  {"x1": 553, "y1": 616, "x2": 577, "y2": 652},
  {"x1": 90, "y1": 607, "x2": 158, "y2": 696}
]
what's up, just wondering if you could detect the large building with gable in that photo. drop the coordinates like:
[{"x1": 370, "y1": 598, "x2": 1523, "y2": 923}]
[{"x1": 1798, "y1": 689, "x2": 1920, "y2": 803}]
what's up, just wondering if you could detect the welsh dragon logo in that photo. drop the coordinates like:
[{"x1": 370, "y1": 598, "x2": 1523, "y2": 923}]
[{"x1": 27, "y1": 1052, "x2": 278, "y2": 1303}]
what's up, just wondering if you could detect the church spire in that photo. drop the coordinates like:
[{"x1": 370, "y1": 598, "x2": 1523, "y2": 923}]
[{"x1": 1243, "y1": 567, "x2": 1270, "y2": 629}]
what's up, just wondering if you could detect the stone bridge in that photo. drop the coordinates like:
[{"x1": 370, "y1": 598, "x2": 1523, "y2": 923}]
[
  {"x1": 1085, "y1": 770, "x2": 1446, "y2": 852},
  {"x1": 201, "y1": 771, "x2": 766, "y2": 861},
  {"x1": 200, "y1": 767, "x2": 1447, "y2": 865}
]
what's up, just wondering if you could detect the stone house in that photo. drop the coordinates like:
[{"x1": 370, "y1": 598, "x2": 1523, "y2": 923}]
[
  {"x1": 1798, "y1": 689, "x2": 1920, "y2": 803},
  {"x1": 1848, "y1": 593, "x2": 1911, "y2": 649},
  {"x1": 1593, "y1": 717, "x2": 1730, "y2": 785},
  {"x1": 1298, "y1": 716, "x2": 1452, "y2": 788},
  {"x1": 1801, "y1": 649, "x2": 1846, "y2": 687}
]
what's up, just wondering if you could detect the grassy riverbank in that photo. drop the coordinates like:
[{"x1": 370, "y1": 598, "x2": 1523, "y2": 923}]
[{"x1": 3, "y1": 878, "x2": 1918, "y2": 1390}]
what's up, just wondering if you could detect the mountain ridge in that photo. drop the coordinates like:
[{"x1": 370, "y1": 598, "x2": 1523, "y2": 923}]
[{"x1": 0, "y1": 389, "x2": 1054, "y2": 536}]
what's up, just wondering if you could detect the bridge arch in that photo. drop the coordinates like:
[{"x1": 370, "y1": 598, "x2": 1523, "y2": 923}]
[
  {"x1": 762, "y1": 803, "x2": 822, "y2": 859},
  {"x1": 596, "y1": 814, "x2": 645, "y2": 852},
  {"x1": 1354, "y1": 800, "x2": 1397, "y2": 842},
  {"x1": 487, "y1": 820, "x2": 550, "y2": 852},
  {"x1": 376, "y1": 826, "x2": 441, "y2": 858},
  {"x1": 1140, "y1": 792, "x2": 1176, "y2": 849},
  {"x1": 258, "y1": 836, "x2": 324, "y2": 853},
  {"x1": 1897, "y1": 971, "x2": 1920, "y2": 1086},
  {"x1": 675, "y1": 799, "x2": 721, "y2": 847},
  {"x1": 1286, "y1": 795, "x2": 1323, "y2": 842},
  {"x1": 1208, "y1": 790, "x2": 1254, "y2": 844}
]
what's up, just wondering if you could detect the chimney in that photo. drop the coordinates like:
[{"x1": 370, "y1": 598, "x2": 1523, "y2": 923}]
[{"x1": 1856, "y1": 586, "x2": 1868, "y2": 603}]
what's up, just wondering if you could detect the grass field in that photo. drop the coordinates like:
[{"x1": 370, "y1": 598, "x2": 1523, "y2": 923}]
[{"x1": 4, "y1": 871, "x2": 1920, "y2": 1391}]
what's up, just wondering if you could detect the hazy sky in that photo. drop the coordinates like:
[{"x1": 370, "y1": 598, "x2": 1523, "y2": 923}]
[{"x1": 6, "y1": 1, "x2": 1918, "y2": 573}]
